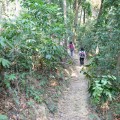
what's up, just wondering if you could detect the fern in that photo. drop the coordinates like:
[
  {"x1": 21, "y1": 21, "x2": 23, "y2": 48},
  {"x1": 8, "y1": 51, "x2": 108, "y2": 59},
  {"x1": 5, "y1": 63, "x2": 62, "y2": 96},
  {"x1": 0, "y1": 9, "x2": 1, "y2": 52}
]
[{"x1": 0, "y1": 58, "x2": 10, "y2": 68}]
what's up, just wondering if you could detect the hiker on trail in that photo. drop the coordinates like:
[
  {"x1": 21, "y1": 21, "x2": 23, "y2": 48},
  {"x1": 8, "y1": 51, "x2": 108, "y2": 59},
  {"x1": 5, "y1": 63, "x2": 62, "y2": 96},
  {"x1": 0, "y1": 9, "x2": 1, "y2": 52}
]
[
  {"x1": 79, "y1": 47, "x2": 86, "y2": 65},
  {"x1": 69, "y1": 42, "x2": 75, "y2": 56}
]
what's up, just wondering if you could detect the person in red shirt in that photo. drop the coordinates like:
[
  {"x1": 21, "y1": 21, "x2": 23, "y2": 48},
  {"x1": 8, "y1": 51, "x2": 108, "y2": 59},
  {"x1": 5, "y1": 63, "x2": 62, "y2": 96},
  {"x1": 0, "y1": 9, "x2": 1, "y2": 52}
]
[{"x1": 69, "y1": 42, "x2": 75, "y2": 56}]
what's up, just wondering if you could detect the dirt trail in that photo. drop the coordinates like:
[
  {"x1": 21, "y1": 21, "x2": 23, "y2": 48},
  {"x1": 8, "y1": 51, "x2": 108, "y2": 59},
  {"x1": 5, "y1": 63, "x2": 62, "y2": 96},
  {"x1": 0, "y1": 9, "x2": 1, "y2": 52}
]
[{"x1": 48, "y1": 53, "x2": 91, "y2": 120}]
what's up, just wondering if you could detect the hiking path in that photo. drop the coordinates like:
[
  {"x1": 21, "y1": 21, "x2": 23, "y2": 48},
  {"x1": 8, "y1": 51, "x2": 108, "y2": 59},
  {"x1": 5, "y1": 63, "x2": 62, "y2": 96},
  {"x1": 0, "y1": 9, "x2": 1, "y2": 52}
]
[{"x1": 48, "y1": 53, "x2": 92, "y2": 120}]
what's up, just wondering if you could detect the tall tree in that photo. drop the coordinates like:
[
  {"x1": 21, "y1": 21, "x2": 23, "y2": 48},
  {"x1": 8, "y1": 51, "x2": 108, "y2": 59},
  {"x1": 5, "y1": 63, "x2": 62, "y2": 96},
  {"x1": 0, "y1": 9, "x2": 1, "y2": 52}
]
[
  {"x1": 73, "y1": 0, "x2": 81, "y2": 45},
  {"x1": 0, "y1": 2, "x2": 2, "y2": 19},
  {"x1": 74, "y1": 0, "x2": 79, "y2": 26},
  {"x1": 83, "y1": 8, "x2": 85, "y2": 23},
  {"x1": 46, "y1": 0, "x2": 51, "y2": 3},
  {"x1": 0, "y1": 0, "x2": 5, "y2": 17},
  {"x1": 15, "y1": 0, "x2": 20, "y2": 16},
  {"x1": 63, "y1": 0, "x2": 67, "y2": 48},
  {"x1": 97, "y1": 0, "x2": 104, "y2": 24}
]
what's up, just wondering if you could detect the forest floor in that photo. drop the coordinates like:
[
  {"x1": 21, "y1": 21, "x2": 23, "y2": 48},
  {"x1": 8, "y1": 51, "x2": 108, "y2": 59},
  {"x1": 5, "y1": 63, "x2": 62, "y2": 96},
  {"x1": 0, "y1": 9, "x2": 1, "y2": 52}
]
[
  {"x1": 48, "y1": 53, "x2": 99, "y2": 120},
  {"x1": 0, "y1": 53, "x2": 101, "y2": 120}
]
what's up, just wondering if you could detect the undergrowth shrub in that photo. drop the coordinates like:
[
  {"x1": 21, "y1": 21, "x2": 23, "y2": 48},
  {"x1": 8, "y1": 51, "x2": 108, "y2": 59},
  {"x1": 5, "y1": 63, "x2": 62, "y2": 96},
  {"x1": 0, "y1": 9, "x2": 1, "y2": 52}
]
[
  {"x1": 80, "y1": 1, "x2": 120, "y2": 110},
  {"x1": 0, "y1": 0, "x2": 71, "y2": 116}
]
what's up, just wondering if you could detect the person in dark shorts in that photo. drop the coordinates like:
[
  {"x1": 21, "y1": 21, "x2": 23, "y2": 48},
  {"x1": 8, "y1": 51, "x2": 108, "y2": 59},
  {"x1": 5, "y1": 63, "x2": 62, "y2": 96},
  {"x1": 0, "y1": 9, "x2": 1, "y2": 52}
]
[{"x1": 79, "y1": 48, "x2": 86, "y2": 65}]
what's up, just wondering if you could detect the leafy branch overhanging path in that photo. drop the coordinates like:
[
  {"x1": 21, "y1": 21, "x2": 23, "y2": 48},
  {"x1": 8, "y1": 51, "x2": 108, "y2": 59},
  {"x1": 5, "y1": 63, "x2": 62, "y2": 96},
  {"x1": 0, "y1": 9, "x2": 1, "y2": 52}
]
[{"x1": 48, "y1": 53, "x2": 90, "y2": 120}]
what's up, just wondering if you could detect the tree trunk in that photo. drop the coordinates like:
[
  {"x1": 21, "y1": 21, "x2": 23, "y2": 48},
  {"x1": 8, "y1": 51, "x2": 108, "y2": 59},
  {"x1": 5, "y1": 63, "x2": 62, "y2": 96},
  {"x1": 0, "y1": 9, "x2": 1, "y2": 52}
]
[
  {"x1": 6, "y1": 0, "x2": 9, "y2": 13},
  {"x1": 0, "y1": 2, "x2": 2, "y2": 19},
  {"x1": 73, "y1": 0, "x2": 80, "y2": 45},
  {"x1": 63, "y1": 0, "x2": 67, "y2": 48},
  {"x1": 47, "y1": 0, "x2": 51, "y2": 3},
  {"x1": 0, "y1": 0, "x2": 5, "y2": 16},
  {"x1": 63, "y1": 0, "x2": 67, "y2": 27},
  {"x1": 0, "y1": 64, "x2": 4, "y2": 81},
  {"x1": 117, "y1": 54, "x2": 120, "y2": 77},
  {"x1": 83, "y1": 8, "x2": 85, "y2": 23},
  {"x1": 74, "y1": 0, "x2": 79, "y2": 26},
  {"x1": 4, "y1": 0, "x2": 7, "y2": 13},
  {"x1": 97, "y1": 0, "x2": 104, "y2": 24},
  {"x1": 15, "y1": 0, "x2": 20, "y2": 16},
  {"x1": 79, "y1": 8, "x2": 82, "y2": 25}
]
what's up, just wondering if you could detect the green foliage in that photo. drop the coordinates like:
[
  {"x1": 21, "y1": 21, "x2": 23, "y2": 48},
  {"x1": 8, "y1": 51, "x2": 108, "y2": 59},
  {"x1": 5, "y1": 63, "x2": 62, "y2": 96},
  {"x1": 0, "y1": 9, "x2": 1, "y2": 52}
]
[
  {"x1": 26, "y1": 86, "x2": 43, "y2": 103},
  {"x1": 45, "y1": 100, "x2": 57, "y2": 113},
  {"x1": 89, "y1": 75, "x2": 116, "y2": 104},
  {"x1": 0, "y1": 1, "x2": 68, "y2": 114},
  {"x1": 39, "y1": 78, "x2": 48, "y2": 87},
  {"x1": 82, "y1": 1, "x2": 92, "y2": 16},
  {"x1": 0, "y1": 115, "x2": 8, "y2": 120},
  {"x1": 0, "y1": 0, "x2": 66, "y2": 73},
  {"x1": 112, "y1": 102, "x2": 120, "y2": 115},
  {"x1": 23, "y1": 0, "x2": 65, "y2": 37},
  {"x1": 77, "y1": 21, "x2": 94, "y2": 51},
  {"x1": 88, "y1": 113, "x2": 100, "y2": 120},
  {"x1": 4, "y1": 74, "x2": 16, "y2": 88},
  {"x1": 0, "y1": 58, "x2": 10, "y2": 68},
  {"x1": 80, "y1": 0, "x2": 120, "y2": 105}
]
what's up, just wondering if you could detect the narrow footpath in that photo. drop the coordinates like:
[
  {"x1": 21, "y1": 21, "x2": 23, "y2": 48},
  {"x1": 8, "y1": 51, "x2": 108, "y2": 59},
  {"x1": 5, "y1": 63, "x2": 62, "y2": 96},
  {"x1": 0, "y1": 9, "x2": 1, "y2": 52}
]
[{"x1": 48, "y1": 53, "x2": 91, "y2": 120}]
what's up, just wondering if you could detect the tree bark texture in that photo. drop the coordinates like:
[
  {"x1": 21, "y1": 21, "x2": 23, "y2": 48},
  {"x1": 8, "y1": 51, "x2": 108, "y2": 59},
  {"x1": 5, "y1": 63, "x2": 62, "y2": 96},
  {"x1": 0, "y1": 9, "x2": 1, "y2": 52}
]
[
  {"x1": 83, "y1": 8, "x2": 85, "y2": 23},
  {"x1": 0, "y1": 64, "x2": 4, "y2": 81},
  {"x1": 97, "y1": 0, "x2": 104, "y2": 24},
  {"x1": 63, "y1": 0, "x2": 67, "y2": 48},
  {"x1": 73, "y1": 0, "x2": 80, "y2": 45}
]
